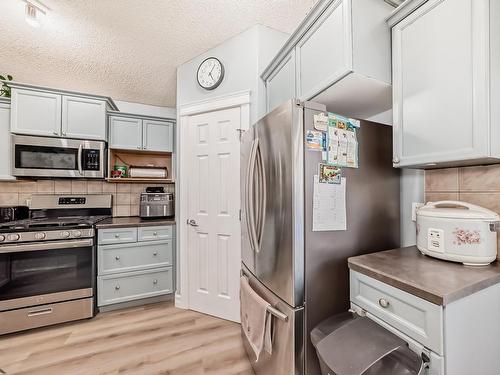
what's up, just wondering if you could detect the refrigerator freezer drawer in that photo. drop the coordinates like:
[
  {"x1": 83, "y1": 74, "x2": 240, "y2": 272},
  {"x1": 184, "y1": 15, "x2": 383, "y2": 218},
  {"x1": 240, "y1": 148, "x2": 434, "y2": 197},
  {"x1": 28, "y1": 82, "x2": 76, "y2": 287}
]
[{"x1": 241, "y1": 264, "x2": 304, "y2": 375}]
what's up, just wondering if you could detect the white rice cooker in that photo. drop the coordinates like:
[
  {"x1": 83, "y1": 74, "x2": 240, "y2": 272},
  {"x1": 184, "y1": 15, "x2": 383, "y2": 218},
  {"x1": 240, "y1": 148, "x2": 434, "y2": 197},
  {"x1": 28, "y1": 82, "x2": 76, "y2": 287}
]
[{"x1": 416, "y1": 201, "x2": 500, "y2": 266}]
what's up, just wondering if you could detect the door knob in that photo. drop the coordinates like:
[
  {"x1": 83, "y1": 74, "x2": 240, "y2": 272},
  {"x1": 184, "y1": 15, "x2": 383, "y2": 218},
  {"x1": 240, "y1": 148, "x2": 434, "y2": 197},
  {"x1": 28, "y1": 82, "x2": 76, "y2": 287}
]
[{"x1": 187, "y1": 219, "x2": 198, "y2": 227}]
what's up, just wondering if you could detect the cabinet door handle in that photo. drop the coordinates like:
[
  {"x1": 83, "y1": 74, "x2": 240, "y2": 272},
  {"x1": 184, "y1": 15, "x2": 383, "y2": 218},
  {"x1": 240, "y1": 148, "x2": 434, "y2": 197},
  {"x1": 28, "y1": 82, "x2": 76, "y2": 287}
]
[
  {"x1": 28, "y1": 307, "x2": 53, "y2": 317},
  {"x1": 137, "y1": 146, "x2": 141, "y2": 149},
  {"x1": 115, "y1": 285, "x2": 120, "y2": 290},
  {"x1": 53, "y1": 131, "x2": 59, "y2": 135},
  {"x1": 378, "y1": 298, "x2": 390, "y2": 308},
  {"x1": 115, "y1": 234, "x2": 120, "y2": 238},
  {"x1": 153, "y1": 279, "x2": 158, "y2": 285},
  {"x1": 115, "y1": 256, "x2": 120, "y2": 260},
  {"x1": 392, "y1": 157, "x2": 400, "y2": 164},
  {"x1": 153, "y1": 251, "x2": 158, "y2": 256},
  {"x1": 153, "y1": 232, "x2": 158, "y2": 236}
]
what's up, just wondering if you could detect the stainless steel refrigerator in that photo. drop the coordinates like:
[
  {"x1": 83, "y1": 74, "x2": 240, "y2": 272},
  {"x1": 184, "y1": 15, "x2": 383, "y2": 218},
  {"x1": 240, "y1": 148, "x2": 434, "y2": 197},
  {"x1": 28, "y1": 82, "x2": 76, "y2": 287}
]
[{"x1": 240, "y1": 100, "x2": 400, "y2": 375}]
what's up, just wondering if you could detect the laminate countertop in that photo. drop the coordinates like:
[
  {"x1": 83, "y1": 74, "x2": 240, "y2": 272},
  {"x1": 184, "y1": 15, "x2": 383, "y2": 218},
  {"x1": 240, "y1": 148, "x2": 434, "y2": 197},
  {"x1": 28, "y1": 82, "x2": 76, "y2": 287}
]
[
  {"x1": 96, "y1": 217, "x2": 176, "y2": 229},
  {"x1": 348, "y1": 246, "x2": 500, "y2": 305}
]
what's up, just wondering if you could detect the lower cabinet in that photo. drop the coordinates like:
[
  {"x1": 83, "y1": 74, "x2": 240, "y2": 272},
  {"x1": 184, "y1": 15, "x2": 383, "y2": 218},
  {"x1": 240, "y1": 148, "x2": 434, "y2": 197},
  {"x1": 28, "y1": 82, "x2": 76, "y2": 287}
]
[{"x1": 97, "y1": 225, "x2": 175, "y2": 308}]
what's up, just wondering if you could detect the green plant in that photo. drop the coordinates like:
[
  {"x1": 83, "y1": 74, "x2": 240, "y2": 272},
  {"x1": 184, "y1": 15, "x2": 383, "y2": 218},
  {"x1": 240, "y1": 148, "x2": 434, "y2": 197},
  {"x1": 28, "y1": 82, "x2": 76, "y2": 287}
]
[{"x1": 0, "y1": 75, "x2": 13, "y2": 98}]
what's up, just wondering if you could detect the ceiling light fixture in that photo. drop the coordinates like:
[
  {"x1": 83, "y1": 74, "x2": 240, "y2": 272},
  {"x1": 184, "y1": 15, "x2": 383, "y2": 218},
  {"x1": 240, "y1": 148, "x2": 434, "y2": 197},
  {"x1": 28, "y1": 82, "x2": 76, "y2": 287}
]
[{"x1": 23, "y1": 0, "x2": 48, "y2": 28}]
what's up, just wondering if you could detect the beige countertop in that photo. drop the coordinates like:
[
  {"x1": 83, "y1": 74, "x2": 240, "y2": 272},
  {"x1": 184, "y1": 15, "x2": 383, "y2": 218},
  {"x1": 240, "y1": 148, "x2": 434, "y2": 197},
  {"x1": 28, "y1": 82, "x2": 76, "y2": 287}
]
[
  {"x1": 96, "y1": 216, "x2": 176, "y2": 229},
  {"x1": 348, "y1": 246, "x2": 500, "y2": 305}
]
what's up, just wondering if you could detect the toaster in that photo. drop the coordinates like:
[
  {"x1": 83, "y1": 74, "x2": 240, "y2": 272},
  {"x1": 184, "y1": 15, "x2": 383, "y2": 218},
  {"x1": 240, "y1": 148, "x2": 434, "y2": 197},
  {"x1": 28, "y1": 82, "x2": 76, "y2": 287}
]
[
  {"x1": 416, "y1": 201, "x2": 500, "y2": 266},
  {"x1": 140, "y1": 193, "x2": 174, "y2": 218}
]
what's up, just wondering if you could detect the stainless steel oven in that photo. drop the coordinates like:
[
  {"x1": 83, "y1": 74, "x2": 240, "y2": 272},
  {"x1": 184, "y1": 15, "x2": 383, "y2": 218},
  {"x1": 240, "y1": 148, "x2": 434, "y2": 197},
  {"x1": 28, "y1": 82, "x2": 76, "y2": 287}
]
[
  {"x1": 0, "y1": 235, "x2": 96, "y2": 335},
  {"x1": 12, "y1": 134, "x2": 105, "y2": 178}
]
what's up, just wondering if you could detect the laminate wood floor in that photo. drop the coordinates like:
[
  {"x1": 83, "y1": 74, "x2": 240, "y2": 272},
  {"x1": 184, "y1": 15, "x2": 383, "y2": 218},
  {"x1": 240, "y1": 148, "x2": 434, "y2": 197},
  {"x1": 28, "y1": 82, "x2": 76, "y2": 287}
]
[{"x1": 0, "y1": 302, "x2": 255, "y2": 375}]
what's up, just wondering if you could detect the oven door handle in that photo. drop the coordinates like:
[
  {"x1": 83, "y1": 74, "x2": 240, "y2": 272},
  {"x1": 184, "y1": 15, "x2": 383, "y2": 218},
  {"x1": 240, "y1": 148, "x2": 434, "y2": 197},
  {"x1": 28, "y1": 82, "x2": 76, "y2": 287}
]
[
  {"x1": 77, "y1": 143, "x2": 84, "y2": 176},
  {"x1": 0, "y1": 238, "x2": 94, "y2": 254}
]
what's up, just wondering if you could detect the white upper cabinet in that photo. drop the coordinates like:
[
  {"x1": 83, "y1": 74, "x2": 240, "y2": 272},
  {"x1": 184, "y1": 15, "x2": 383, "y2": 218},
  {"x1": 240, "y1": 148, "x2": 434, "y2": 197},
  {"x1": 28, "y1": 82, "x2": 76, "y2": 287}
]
[
  {"x1": 265, "y1": 50, "x2": 296, "y2": 113},
  {"x1": 109, "y1": 116, "x2": 143, "y2": 150},
  {"x1": 62, "y1": 95, "x2": 107, "y2": 140},
  {"x1": 389, "y1": 0, "x2": 497, "y2": 168},
  {"x1": 8, "y1": 82, "x2": 116, "y2": 140},
  {"x1": 11, "y1": 88, "x2": 61, "y2": 137},
  {"x1": 109, "y1": 113, "x2": 175, "y2": 153},
  {"x1": 262, "y1": 0, "x2": 393, "y2": 124},
  {"x1": 143, "y1": 119, "x2": 174, "y2": 152},
  {"x1": 0, "y1": 99, "x2": 14, "y2": 180}
]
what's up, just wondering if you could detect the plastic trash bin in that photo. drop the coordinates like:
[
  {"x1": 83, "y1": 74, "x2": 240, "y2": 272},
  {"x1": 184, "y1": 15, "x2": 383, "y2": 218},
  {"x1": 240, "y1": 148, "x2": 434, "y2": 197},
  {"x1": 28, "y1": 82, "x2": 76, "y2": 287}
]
[{"x1": 311, "y1": 312, "x2": 425, "y2": 375}]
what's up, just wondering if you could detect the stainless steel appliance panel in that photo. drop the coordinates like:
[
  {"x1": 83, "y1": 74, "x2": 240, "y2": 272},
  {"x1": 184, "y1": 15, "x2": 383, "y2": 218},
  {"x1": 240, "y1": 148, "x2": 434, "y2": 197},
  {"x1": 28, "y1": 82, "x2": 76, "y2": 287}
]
[
  {"x1": 241, "y1": 101, "x2": 307, "y2": 308},
  {"x1": 241, "y1": 264, "x2": 304, "y2": 375},
  {"x1": 303, "y1": 108, "x2": 401, "y2": 375},
  {"x1": 0, "y1": 297, "x2": 93, "y2": 335}
]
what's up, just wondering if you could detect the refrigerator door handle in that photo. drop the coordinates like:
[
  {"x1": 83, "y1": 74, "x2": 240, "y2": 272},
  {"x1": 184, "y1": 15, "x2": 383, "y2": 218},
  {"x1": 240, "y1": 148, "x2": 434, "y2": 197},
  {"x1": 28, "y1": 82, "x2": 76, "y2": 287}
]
[
  {"x1": 256, "y1": 141, "x2": 266, "y2": 250},
  {"x1": 246, "y1": 138, "x2": 259, "y2": 253}
]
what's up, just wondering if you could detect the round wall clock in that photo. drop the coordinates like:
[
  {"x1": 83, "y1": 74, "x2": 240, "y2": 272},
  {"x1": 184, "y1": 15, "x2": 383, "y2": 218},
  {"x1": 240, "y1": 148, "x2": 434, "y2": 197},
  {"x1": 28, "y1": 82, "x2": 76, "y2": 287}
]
[{"x1": 197, "y1": 57, "x2": 225, "y2": 90}]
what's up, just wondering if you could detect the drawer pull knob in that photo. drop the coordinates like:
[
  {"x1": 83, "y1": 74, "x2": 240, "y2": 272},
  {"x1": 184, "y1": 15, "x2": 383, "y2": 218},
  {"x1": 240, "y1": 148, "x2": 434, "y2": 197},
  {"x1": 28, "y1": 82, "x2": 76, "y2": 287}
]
[
  {"x1": 378, "y1": 298, "x2": 390, "y2": 308},
  {"x1": 153, "y1": 279, "x2": 158, "y2": 285},
  {"x1": 115, "y1": 285, "x2": 120, "y2": 290},
  {"x1": 115, "y1": 234, "x2": 120, "y2": 238},
  {"x1": 153, "y1": 251, "x2": 158, "y2": 256},
  {"x1": 153, "y1": 232, "x2": 158, "y2": 236},
  {"x1": 115, "y1": 256, "x2": 120, "y2": 260}
]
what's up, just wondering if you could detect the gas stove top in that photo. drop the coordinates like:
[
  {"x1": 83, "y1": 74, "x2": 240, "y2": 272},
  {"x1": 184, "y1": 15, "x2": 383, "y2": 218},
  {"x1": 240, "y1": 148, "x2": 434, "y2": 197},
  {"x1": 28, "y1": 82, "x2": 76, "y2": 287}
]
[
  {"x1": 0, "y1": 194, "x2": 112, "y2": 245},
  {"x1": 0, "y1": 216, "x2": 109, "y2": 232}
]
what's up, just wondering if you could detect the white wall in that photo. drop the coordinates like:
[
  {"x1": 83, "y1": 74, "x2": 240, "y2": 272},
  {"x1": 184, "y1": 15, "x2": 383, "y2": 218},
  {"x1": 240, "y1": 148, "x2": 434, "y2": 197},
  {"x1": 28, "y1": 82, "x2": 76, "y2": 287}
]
[
  {"x1": 401, "y1": 169, "x2": 425, "y2": 246},
  {"x1": 177, "y1": 24, "x2": 288, "y2": 124},
  {"x1": 115, "y1": 100, "x2": 176, "y2": 118}
]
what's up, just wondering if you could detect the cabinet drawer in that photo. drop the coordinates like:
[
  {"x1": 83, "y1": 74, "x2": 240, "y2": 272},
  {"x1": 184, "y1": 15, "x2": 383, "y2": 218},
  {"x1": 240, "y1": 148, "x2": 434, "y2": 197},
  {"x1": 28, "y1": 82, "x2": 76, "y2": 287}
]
[
  {"x1": 350, "y1": 271, "x2": 443, "y2": 355},
  {"x1": 138, "y1": 226, "x2": 173, "y2": 242},
  {"x1": 99, "y1": 240, "x2": 173, "y2": 275},
  {"x1": 98, "y1": 267, "x2": 173, "y2": 306},
  {"x1": 98, "y1": 227, "x2": 137, "y2": 245}
]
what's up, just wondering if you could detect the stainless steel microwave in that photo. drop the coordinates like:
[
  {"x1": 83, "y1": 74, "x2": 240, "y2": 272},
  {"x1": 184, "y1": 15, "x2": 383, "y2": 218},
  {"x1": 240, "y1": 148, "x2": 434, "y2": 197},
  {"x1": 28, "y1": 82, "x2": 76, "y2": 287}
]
[{"x1": 11, "y1": 135, "x2": 106, "y2": 178}]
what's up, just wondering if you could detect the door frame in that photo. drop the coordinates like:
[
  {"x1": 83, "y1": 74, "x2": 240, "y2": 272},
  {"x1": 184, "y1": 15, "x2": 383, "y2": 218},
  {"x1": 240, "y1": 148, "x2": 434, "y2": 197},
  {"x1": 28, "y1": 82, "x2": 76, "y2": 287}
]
[{"x1": 176, "y1": 90, "x2": 251, "y2": 310}]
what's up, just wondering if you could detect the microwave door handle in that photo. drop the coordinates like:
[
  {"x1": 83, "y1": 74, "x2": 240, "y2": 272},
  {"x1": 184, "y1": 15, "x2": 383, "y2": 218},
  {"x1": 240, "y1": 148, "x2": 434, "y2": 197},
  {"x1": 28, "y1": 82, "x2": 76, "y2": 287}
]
[{"x1": 77, "y1": 143, "x2": 83, "y2": 176}]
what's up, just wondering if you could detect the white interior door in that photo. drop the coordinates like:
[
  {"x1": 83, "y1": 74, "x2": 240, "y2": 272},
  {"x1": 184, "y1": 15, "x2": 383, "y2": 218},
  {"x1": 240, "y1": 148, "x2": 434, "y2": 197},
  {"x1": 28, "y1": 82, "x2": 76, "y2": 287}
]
[{"x1": 187, "y1": 106, "x2": 241, "y2": 322}]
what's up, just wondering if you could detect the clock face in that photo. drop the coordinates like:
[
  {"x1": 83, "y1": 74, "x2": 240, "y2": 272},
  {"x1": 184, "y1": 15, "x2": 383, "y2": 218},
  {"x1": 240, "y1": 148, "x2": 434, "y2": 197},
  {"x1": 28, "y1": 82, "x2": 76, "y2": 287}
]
[{"x1": 197, "y1": 57, "x2": 224, "y2": 90}]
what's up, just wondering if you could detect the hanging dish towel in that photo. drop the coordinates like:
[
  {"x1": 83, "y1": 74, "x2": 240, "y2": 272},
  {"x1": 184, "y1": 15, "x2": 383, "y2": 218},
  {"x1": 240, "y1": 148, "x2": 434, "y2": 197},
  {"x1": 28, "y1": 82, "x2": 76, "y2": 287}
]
[{"x1": 240, "y1": 276, "x2": 273, "y2": 361}]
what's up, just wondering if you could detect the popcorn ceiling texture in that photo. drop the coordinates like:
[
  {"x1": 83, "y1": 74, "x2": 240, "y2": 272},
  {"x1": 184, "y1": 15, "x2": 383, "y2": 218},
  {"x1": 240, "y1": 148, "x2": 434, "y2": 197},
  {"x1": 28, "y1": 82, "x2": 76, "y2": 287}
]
[
  {"x1": 0, "y1": 180, "x2": 174, "y2": 217},
  {"x1": 425, "y1": 165, "x2": 500, "y2": 258},
  {"x1": 0, "y1": 0, "x2": 314, "y2": 107}
]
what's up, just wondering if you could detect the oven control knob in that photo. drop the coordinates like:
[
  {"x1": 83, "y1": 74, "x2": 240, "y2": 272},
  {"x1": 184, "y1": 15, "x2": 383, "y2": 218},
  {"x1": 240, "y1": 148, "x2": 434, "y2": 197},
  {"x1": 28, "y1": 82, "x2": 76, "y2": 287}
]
[
  {"x1": 61, "y1": 231, "x2": 71, "y2": 238},
  {"x1": 7, "y1": 233, "x2": 20, "y2": 241},
  {"x1": 35, "y1": 232, "x2": 46, "y2": 240},
  {"x1": 73, "y1": 230, "x2": 82, "y2": 238},
  {"x1": 0, "y1": 235, "x2": 5, "y2": 242}
]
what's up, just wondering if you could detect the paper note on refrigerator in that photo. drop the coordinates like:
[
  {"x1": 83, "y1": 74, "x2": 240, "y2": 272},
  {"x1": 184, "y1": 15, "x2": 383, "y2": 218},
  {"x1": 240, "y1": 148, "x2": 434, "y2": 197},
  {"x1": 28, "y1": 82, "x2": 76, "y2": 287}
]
[{"x1": 313, "y1": 175, "x2": 347, "y2": 231}]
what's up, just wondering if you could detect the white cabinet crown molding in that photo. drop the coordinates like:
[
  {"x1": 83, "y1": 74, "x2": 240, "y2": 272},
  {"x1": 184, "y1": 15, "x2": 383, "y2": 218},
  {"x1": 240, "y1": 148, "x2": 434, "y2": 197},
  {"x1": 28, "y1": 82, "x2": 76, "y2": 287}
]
[
  {"x1": 3, "y1": 81, "x2": 118, "y2": 110},
  {"x1": 107, "y1": 110, "x2": 175, "y2": 123}
]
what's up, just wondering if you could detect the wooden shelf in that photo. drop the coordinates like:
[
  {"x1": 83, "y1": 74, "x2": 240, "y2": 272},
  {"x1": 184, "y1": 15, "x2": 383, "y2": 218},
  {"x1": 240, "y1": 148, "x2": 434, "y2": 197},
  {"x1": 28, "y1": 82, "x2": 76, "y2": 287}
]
[{"x1": 105, "y1": 178, "x2": 175, "y2": 184}]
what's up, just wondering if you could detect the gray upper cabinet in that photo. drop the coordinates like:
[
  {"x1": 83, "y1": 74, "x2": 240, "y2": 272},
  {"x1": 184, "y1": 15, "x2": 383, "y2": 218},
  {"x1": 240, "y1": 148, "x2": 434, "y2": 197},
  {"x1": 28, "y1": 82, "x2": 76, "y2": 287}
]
[
  {"x1": 62, "y1": 95, "x2": 107, "y2": 140},
  {"x1": 388, "y1": 0, "x2": 499, "y2": 168},
  {"x1": 109, "y1": 116, "x2": 143, "y2": 150},
  {"x1": 0, "y1": 99, "x2": 14, "y2": 181},
  {"x1": 109, "y1": 112, "x2": 174, "y2": 153},
  {"x1": 262, "y1": 0, "x2": 394, "y2": 124},
  {"x1": 11, "y1": 88, "x2": 62, "y2": 137},
  {"x1": 143, "y1": 119, "x2": 174, "y2": 152},
  {"x1": 8, "y1": 82, "x2": 116, "y2": 140},
  {"x1": 296, "y1": 0, "x2": 350, "y2": 100},
  {"x1": 265, "y1": 50, "x2": 296, "y2": 113}
]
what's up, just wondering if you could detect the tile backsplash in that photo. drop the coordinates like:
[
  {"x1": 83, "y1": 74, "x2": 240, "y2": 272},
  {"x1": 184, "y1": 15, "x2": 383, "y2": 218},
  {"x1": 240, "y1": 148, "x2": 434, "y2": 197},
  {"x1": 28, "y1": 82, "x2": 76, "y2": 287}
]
[
  {"x1": 0, "y1": 180, "x2": 174, "y2": 217},
  {"x1": 425, "y1": 164, "x2": 500, "y2": 258}
]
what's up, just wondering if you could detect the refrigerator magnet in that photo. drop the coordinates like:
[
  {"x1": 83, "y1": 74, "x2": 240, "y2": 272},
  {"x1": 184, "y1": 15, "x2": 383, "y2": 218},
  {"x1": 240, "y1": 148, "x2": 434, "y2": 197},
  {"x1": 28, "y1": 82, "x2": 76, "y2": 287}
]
[
  {"x1": 318, "y1": 163, "x2": 342, "y2": 184},
  {"x1": 313, "y1": 113, "x2": 328, "y2": 131},
  {"x1": 306, "y1": 130, "x2": 325, "y2": 151}
]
